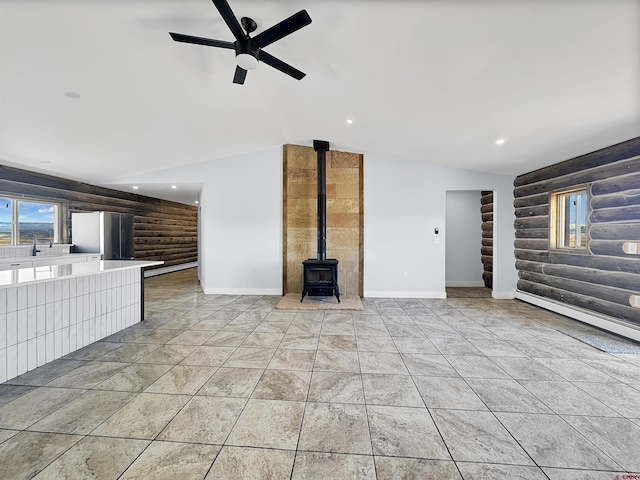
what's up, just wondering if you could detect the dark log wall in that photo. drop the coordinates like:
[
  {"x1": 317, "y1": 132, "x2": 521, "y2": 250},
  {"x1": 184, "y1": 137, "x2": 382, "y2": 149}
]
[
  {"x1": 481, "y1": 191, "x2": 493, "y2": 288},
  {"x1": 0, "y1": 165, "x2": 197, "y2": 269},
  {"x1": 513, "y1": 136, "x2": 640, "y2": 324}
]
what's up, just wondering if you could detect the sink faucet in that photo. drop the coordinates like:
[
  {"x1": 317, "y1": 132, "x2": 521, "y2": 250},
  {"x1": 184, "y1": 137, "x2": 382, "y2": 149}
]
[{"x1": 32, "y1": 236, "x2": 41, "y2": 256}]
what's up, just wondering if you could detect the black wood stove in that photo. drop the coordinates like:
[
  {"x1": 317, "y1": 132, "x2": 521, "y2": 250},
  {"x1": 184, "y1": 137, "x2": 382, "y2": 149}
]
[{"x1": 301, "y1": 140, "x2": 340, "y2": 302}]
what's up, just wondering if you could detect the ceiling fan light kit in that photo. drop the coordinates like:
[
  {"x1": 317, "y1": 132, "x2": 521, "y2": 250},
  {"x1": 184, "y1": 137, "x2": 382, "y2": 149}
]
[{"x1": 169, "y1": 0, "x2": 312, "y2": 84}]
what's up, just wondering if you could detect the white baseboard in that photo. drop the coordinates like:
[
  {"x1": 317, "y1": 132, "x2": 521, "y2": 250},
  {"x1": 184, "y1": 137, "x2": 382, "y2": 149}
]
[
  {"x1": 144, "y1": 262, "x2": 198, "y2": 277},
  {"x1": 364, "y1": 290, "x2": 447, "y2": 299},
  {"x1": 515, "y1": 290, "x2": 640, "y2": 342},
  {"x1": 492, "y1": 290, "x2": 515, "y2": 300},
  {"x1": 202, "y1": 286, "x2": 282, "y2": 296},
  {"x1": 445, "y1": 281, "x2": 485, "y2": 287}
]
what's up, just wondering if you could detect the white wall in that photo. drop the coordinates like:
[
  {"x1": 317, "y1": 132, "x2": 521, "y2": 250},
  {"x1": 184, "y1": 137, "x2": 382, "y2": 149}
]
[
  {"x1": 364, "y1": 155, "x2": 517, "y2": 299},
  {"x1": 111, "y1": 146, "x2": 283, "y2": 295},
  {"x1": 113, "y1": 146, "x2": 518, "y2": 299},
  {"x1": 445, "y1": 190, "x2": 484, "y2": 287}
]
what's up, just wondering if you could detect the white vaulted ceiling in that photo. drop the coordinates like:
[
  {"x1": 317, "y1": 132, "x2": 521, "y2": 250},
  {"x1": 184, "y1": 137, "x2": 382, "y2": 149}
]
[{"x1": 1, "y1": 0, "x2": 638, "y2": 204}]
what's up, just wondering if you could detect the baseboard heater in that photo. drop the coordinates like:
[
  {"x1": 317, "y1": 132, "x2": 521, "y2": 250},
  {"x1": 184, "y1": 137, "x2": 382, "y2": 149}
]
[{"x1": 515, "y1": 290, "x2": 640, "y2": 342}]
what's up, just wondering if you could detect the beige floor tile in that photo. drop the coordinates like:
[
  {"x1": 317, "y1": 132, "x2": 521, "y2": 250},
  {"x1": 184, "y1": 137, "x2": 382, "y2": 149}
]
[
  {"x1": 374, "y1": 457, "x2": 462, "y2": 480},
  {"x1": 0, "y1": 270, "x2": 635, "y2": 480},
  {"x1": 455, "y1": 462, "x2": 548, "y2": 479},
  {"x1": 292, "y1": 452, "x2": 375, "y2": 480},
  {"x1": 562, "y1": 415, "x2": 640, "y2": 472},
  {"x1": 226, "y1": 399, "x2": 305, "y2": 449},
  {"x1": 198, "y1": 367, "x2": 263, "y2": 397},
  {"x1": 95, "y1": 343, "x2": 159, "y2": 363},
  {"x1": 573, "y1": 381, "x2": 640, "y2": 418},
  {"x1": 93, "y1": 363, "x2": 173, "y2": 392},
  {"x1": 166, "y1": 329, "x2": 214, "y2": 345},
  {"x1": 252, "y1": 370, "x2": 311, "y2": 401},
  {"x1": 359, "y1": 352, "x2": 408, "y2": 374},
  {"x1": 242, "y1": 332, "x2": 285, "y2": 348},
  {"x1": 223, "y1": 347, "x2": 276, "y2": 368},
  {"x1": 121, "y1": 441, "x2": 220, "y2": 480},
  {"x1": 314, "y1": 350, "x2": 360, "y2": 372},
  {"x1": 0, "y1": 384, "x2": 36, "y2": 407},
  {"x1": 135, "y1": 344, "x2": 197, "y2": 365},
  {"x1": 278, "y1": 334, "x2": 320, "y2": 350},
  {"x1": 367, "y1": 405, "x2": 449, "y2": 459},
  {"x1": 520, "y1": 381, "x2": 622, "y2": 416},
  {"x1": 431, "y1": 409, "x2": 534, "y2": 465},
  {"x1": 362, "y1": 374, "x2": 424, "y2": 407},
  {"x1": 27, "y1": 390, "x2": 135, "y2": 435},
  {"x1": 144, "y1": 365, "x2": 215, "y2": 395},
  {"x1": 6, "y1": 359, "x2": 86, "y2": 386},
  {"x1": 298, "y1": 402, "x2": 372, "y2": 455},
  {"x1": 466, "y1": 378, "x2": 553, "y2": 413},
  {"x1": 91, "y1": 393, "x2": 190, "y2": 439},
  {"x1": 307, "y1": 372, "x2": 364, "y2": 404},
  {"x1": 392, "y1": 336, "x2": 439, "y2": 354},
  {"x1": 206, "y1": 446, "x2": 295, "y2": 480},
  {"x1": 318, "y1": 334, "x2": 356, "y2": 351},
  {"x1": 0, "y1": 431, "x2": 80, "y2": 480},
  {"x1": 180, "y1": 345, "x2": 235, "y2": 366},
  {"x1": 45, "y1": 361, "x2": 128, "y2": 388},
  {"x1": 401, "y1": 353, "x2": 459, "y2": 376},
  {"x1": 268, "y1": 349, "x2": 316, "y2": 370},
  {"x1": 445, "y1": 355, "x2": 511, "y2": 379},
  {"x1": 543, "y1": 467, "x2": 629, "y2": 479},
  {"x1": 413, "y1": 376, "x2": 487, "y2": 410},
  {"x1": 158, "y1": 396, "x2": 245, "y2": 443},
  {"x1": 356, "y1": 335, "x2": 398, "y2": 352},
  {"x1": 0, "y1": 386, "x2": 85, "y2": 429},
  {"x1": 35, "y1": 436, "x2": 148, "y2": 479},
  {"x1": 496, "y1": 412, "x2": 620, "y2": 470}
]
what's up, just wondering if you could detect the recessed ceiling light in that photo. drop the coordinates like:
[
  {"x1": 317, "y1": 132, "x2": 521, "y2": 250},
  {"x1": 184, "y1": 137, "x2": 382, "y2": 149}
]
[
  {"x1": 496, "y1": 138, "x2": 506, "y2": 145},
  {"x1": 132, "y1": 186, "x2": 139, "y2": 190},
  {"x1": 171, "y1": 185, "x2": 177, "y2": 189},
  {"x1": 195, "y1": 200, "x2": 199, "y2": 204},
  {"x1": 346, "y1": 119, "x2": 354, "y2": 125},
  {"x1": 65, "y1": 91, "x2": 81, "y2": 99}
]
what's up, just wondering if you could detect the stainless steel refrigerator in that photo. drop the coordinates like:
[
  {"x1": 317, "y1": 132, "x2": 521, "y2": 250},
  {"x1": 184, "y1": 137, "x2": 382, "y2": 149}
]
[{"x1": 72, "y1": 212, "x2": 135, "y2": 260}]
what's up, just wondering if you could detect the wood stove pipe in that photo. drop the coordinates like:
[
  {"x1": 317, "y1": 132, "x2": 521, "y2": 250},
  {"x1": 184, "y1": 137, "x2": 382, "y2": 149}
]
[{"x1": 313, "y1": 139, "x2": 330, "y2": 261}]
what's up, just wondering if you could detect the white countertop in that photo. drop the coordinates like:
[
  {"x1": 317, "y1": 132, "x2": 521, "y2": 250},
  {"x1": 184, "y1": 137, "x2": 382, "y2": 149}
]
[
  {"x1": 0, "y1": 253, "x2": 100, "y2": 264},
  {"x1": 0, "y1": 260, "x2": 163, "y2": 288}
]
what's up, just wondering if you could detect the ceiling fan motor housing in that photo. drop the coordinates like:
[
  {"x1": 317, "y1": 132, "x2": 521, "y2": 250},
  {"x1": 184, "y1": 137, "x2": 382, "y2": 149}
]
[{"x1": 235, "y1": 38, "x2": 259, "y2": 70}]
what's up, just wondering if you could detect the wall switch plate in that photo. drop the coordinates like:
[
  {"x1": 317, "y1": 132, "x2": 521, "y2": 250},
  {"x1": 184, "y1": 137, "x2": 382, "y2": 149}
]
[
  {"x1": 402, "y1": 271, "x2": 408, "y2": 278},
  {"x1": 434, "y1": 238, "x2": 440, "y2": 244}
]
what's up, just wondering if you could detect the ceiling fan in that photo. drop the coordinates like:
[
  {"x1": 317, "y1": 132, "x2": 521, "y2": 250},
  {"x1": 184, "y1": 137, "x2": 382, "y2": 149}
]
[{"x1": 169, "y1": 0, "x2": 312, "y2": 84}]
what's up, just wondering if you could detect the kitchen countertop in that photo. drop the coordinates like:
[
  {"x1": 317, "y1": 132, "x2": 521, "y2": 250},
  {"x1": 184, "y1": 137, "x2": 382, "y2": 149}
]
[
  {"x1": 0, "y1": 253, "x2": 100, "y2": 264},
  {"x1": 0, "y1": 260, "x2": 163, "y2": 288}
]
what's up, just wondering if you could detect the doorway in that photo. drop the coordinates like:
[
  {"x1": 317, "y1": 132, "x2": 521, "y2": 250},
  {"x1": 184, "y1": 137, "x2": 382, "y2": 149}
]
[{"x1": 445, "y1": 190, "x2": 493, "y2": 298}]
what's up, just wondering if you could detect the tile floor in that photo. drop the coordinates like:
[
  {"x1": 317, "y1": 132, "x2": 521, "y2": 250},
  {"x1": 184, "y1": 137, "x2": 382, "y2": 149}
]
[{"x1": 1, "y1": 269, "x2": 640, "y2": 479}]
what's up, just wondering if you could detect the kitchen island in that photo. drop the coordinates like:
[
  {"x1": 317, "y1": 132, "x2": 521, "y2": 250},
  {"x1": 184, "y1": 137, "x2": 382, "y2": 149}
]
[{"x1": 0, "y1": 260, "x2": 162, "y2": 383}]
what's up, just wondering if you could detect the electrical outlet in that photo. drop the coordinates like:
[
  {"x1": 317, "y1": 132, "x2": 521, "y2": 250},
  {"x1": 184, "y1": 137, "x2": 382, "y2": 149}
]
[
  {"x1": 434, "y1": 237, "x2": 440, "y2": 244},
  {"x1": 623, "y1": 242, "x2": 639, "y2": 254},
  {"x1": 402, "y1": 271, "x2": 408, "y2": 279}
]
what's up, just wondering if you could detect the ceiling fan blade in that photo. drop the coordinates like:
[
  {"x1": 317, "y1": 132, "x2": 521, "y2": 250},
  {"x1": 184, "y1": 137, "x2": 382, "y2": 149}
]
[
  {"x1": 258, "y1": 50, "x2": 305, "y2": 80},
  {"x1": 254, "y1": 10, "x2": 312, "y2": 48},
  {"x1": 169, "y1": 32, "x2": 235, "y2": 49},
  {"x1": 212, "y1": 0, "x2": 244, "y2": 41},
  {"x1": 233, "y1": 66, "x2": 248, "y2": 84}
]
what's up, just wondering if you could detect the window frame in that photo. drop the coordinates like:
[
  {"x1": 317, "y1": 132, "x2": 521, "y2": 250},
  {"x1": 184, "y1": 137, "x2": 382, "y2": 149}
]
[
  {"x1": 549, "y1": 186, "x2": 589, "y2": 252},
  {"x1": 0, "y1": 193, "x2": 68, "y2": 245}
]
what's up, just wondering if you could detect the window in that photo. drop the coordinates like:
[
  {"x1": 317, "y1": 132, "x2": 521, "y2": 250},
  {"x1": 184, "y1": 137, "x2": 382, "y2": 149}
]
[
  {"x1": 0, "y1": 195, "x2": 64, "y2": 245},
  {"x1": 550, "y1": 188, "x2": 587, "y2": 250}
]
